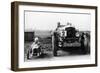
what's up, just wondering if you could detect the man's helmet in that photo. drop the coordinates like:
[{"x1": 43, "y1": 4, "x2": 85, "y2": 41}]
[{"x1": 34, "y1": 37, "x2": 39, "y2": 42}]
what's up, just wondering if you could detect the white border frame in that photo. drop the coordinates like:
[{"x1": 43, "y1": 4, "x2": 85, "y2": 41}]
[{"x1": 18, "y1": 5, "x2": 96, "y2": 68}]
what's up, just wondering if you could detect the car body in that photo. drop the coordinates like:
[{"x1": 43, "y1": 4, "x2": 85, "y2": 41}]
[
  {"x1": 27, "y1": 37, "x2": 43, "y2": 59},
  {"x1": 53, "y1": 22, "x2": 90, "y2": 56}
]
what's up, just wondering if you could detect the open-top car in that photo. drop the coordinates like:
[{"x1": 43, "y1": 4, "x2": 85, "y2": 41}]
[{"x1": 53, "y1": 22, "x2": 90, "y2": 56}]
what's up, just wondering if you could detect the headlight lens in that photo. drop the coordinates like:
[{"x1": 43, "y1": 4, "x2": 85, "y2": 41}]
[{"x1": 76, "y1": 32, "x2": 79, "y2": 37}]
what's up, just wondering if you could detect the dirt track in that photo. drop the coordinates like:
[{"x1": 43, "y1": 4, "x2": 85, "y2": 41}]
[{"x1": 24, "y1": 49, "x2": 90, "y2": 61}]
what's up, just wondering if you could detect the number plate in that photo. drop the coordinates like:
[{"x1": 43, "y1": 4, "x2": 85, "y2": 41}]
[{"x1": 63, "y1": 42, "x2": 81, "y2": 47}]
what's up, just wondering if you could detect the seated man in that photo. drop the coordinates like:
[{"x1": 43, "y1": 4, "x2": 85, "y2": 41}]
[{"x1": 31, "y1": 37, "x2": 42, "y2": 56}]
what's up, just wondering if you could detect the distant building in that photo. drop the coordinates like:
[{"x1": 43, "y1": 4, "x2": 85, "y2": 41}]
[{"x1": 24, "y1": 31, "x2": 34, "y2": 42}]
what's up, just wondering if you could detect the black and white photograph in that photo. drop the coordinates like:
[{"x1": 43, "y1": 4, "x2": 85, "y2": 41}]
[
  {"x1": 11, "y1": 2, "x2": 97, "y2": 71},
  {"x1": 24, "y1": 10, "x2": 91, "y2": 61}
]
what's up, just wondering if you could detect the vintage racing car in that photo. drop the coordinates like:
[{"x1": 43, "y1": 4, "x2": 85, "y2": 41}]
[{"x1": 53, "y1": 22, "x2": 90, "y2": 56}]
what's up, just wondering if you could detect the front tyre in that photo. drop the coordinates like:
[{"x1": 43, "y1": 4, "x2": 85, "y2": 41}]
[
  {"x1": 53, "y1": 48, "x2": 58, "y2": 56},
  {"x1": 81, "y1": 35, "x2": 89, "y2": 54},
  {"x1": 27, "y1": 49, "x2": 32, "y2": 59},
  {"x1": 53, "y1": 39, "x2": 58, "y2": 56},
  {"x1": 27, "y1": 50, "x2": 30, "y2": 59},
  {"x1": 53, "y1": 33, "x2": 58, "y2": 56}
]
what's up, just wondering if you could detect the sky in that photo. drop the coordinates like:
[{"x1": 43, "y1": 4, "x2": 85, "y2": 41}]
[{"x1": 25, "y1": 11, "x2": 91, "y2": 31}]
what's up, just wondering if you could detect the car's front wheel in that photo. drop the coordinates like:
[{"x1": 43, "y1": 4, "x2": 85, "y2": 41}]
[
  {"x1": 27, "y1": 49, "x2": 32, "y2": 59},
  {"x1": 53, "y1": 48, "x2": 58, "y2": 56},
  {"x1": 53, "y1": 37, "x2": 58, "y2": 56},
  {"x1": 81, "y1": 35, "x2": 90, "y2": 54},
  {"x1": 27, "y1": 50, "x2": 30, "y2": 59}
]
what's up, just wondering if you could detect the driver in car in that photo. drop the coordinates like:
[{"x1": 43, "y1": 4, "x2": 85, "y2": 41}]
[{"x1": 31, "y1": 37, "x2": 42, "y2": 56}]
